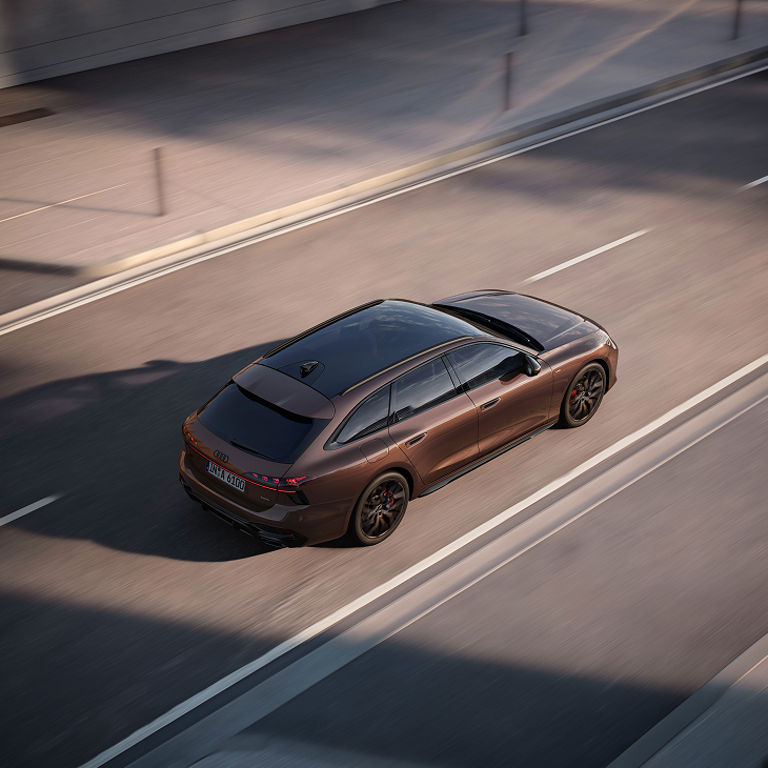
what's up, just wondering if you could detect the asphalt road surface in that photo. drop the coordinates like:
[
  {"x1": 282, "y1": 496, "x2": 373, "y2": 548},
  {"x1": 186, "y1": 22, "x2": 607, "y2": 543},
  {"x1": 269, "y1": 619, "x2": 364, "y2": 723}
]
[{"x1": 1, "y1": 71, "x2": 767, "y2": 768}]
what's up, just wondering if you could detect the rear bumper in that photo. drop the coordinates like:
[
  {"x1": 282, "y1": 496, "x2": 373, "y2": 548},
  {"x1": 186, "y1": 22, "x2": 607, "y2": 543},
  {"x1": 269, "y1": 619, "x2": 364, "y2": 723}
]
[{"x1": 178, "y1": 449, "x2": 350, "y2": 546}]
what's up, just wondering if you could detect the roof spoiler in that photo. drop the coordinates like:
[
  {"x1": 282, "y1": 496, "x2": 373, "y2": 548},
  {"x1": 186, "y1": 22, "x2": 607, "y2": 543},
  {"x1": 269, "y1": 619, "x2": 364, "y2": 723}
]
[{"x1": 233, "y1": 364, "x2": 335, "y2": 419}]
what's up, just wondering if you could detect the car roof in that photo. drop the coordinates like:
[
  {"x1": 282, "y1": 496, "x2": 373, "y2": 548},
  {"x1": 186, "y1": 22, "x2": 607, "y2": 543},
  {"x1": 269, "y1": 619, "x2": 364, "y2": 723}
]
[{"x1": 258, "y1": 300, "x2": 486, "y2": 398}]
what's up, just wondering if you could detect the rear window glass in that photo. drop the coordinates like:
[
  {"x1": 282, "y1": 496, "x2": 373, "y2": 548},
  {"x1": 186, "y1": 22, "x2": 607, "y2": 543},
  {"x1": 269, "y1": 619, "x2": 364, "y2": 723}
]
[
  {"x1": 198, "y1": 383, "x2": 327, "y2": 464},
  {"x1": 337, "y1": 386, "x2": 390, "y2": 444},
  {"x1": 391, "y1": 357, "x2": 457, "y2": 421}
]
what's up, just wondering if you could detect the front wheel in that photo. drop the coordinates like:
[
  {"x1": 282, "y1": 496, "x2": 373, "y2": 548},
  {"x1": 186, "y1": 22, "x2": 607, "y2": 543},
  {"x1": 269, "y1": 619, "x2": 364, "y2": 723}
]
[
  {"x1": 349, "y1": 472, "x2": 409, "y2": 546},
  {"x1": 558, "y1": 363, "x2": 606, "y2": 428}
]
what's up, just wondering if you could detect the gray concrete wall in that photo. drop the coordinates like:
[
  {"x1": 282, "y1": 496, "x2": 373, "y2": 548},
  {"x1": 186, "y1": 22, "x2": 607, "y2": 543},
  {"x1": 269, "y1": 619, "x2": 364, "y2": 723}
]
[{"x1": 0, "y1": 0, "x2": 398, "y2": 88}]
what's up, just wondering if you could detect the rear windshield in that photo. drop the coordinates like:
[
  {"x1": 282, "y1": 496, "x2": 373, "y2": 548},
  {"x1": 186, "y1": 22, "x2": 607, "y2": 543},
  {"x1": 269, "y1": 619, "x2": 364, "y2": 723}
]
[{"x1": 198, "y1": 383, "x2": 327, "y2": 464}]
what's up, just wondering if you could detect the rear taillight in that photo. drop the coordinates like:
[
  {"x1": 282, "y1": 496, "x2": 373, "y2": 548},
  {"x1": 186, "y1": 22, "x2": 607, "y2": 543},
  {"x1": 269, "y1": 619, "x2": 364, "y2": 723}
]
[
  {"x1": 182, "y1": 424, "x2": 199, "y2": 446},
  {"x1": 249, "y1": 474, "x2": 310, "y2": 492}
]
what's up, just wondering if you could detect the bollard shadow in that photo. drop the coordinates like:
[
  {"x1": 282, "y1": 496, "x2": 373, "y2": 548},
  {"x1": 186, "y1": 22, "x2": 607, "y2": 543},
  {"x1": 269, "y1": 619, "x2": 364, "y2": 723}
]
[
  {"x1": 0, "y1": 195, "x2": 155, "y2": 218},
  {"x1": 0, "y1": 340, "x2": 294, "y2": 562}
]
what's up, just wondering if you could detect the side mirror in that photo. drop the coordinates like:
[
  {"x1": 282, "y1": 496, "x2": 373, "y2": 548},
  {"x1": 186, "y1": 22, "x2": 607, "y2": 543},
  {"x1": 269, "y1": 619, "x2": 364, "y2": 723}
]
[{"x1": 523, "y1": 354, "x2": 541, "y2": 377}]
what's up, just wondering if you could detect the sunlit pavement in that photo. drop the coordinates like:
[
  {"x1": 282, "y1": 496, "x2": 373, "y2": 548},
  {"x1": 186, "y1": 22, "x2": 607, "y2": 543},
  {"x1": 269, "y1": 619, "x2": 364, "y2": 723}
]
[
  {"x1": 1, "y1": 48, "x2": 767, "y2": 768},
  {"x1": 0, "y1": 0, "x2": 767, "y2": 289}
]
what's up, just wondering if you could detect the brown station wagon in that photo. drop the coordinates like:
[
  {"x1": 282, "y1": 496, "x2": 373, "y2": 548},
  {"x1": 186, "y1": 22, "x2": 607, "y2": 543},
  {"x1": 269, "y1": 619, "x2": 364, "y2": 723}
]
[{"x1": 179, "y1": 290, "x2": 618, "y2": 547}]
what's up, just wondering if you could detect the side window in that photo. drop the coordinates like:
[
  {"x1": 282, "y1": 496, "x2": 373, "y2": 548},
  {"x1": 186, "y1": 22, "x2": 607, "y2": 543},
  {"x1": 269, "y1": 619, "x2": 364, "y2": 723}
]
[
  {"x1": 337, "y1": 386, "x2": 390, "y2": 444},
  {"x1": 391, "y1": 358, "x2": 457, "y2": 422},
  {"x1": 447, "y1": 343, "x2": 523, "y2": 391}
]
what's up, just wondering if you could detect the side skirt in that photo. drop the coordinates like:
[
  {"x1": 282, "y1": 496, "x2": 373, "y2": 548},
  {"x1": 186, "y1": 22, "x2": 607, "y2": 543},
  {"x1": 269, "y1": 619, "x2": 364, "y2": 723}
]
[{"x1": 418, "y1": 420, "x2": 557, "y2": 497}]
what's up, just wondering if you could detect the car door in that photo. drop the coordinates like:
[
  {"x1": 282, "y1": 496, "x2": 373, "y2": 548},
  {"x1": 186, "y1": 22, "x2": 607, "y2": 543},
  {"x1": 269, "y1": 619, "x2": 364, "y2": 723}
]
[
  {"x1": 446, "y1": 342, "x2": 553, "y2": 456},
  {"x1": 387, "y1": 357, "x2": 479, "y2": 487}
]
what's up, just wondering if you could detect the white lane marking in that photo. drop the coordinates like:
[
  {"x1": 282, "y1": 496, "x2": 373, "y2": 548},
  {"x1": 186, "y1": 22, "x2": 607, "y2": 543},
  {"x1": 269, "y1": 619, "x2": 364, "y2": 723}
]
[
  {"x1": 3, "y1": 63, "x2": 767, "y2": 338},
  {"x1": 198, "y1": 734, "x2": 429, "y2": 768},
  {"x1": 0, "y1": 185, "x2": 127, "y2": 224},
  {"x1": 0, "y1": 495, "x2": 60, "y2": 527},
  {"x1": 79, "y1": 352, "x2": 768, "y2": 768},
  {"x1": 523, "y1": 229, "x2": 649, "y2": 283},
  {"x1": 741, "y1": 174, "x2": 768, "y2": 190}
]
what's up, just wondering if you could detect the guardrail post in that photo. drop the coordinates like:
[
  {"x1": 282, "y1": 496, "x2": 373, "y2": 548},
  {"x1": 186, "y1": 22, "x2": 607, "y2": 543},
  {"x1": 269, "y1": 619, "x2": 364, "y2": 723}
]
[
  {"x1": 153, "y1": 147, "x2": 166, "y2": 217},
  {"x1": 504, "y1": 51, "x2": 514, "y2": 111},
  {"x1": 731, "y1": 0, "x2": 741, "y2": 40},
  {"x1": 731, "y1": 0, "x2": 743, "y2": 39},
  {"x1": 519, "y1": 0, "x2": 529, "y2": 36}
]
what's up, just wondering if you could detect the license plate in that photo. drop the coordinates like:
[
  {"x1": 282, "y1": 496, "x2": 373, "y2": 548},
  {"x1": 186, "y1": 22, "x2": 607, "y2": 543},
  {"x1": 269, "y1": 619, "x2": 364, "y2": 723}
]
[{"x1": 206, "y1": 461, "x2": 246, "y2": 493}]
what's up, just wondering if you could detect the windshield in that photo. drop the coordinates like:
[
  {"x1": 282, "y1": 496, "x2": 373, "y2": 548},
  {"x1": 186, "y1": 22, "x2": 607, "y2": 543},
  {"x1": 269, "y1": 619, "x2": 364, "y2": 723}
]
[
  {"x1": 432, "y1": 304, "x2": 545, "y2": 352},
  {"x1": 198, "y1": 383, "x2": 327, "y2": 464}
]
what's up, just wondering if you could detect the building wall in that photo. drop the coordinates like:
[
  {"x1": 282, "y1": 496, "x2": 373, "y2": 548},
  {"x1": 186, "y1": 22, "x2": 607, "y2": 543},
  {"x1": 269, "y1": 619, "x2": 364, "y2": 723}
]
[{"x1": 0, "y1": 0, "x2": 397, "y2": 88}]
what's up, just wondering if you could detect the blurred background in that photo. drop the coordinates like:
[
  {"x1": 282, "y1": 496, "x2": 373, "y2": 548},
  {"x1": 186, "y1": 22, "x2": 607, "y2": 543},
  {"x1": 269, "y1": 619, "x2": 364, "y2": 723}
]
[{"x1": 1, "y1": 1, "x2": 767, "y2": 767}]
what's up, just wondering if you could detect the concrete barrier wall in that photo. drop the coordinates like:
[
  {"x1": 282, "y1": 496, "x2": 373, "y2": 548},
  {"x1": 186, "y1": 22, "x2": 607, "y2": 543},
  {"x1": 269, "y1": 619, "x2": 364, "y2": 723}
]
[{"x1": 0, "y1": 0, "x2": 398, "y2": 88}]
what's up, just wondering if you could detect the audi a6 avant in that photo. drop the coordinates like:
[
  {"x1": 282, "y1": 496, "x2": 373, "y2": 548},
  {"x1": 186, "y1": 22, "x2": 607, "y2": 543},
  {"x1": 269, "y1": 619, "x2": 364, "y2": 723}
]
[{"x1": 179, "y1": 290, "x2": 618, "y2": 547}]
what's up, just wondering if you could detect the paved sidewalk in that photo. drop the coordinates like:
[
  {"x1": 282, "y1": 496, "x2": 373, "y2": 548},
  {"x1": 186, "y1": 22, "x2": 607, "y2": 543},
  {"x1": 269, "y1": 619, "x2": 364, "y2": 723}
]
[{"x1": 0, "y1": 0, "x2": 767, "y2": 275}]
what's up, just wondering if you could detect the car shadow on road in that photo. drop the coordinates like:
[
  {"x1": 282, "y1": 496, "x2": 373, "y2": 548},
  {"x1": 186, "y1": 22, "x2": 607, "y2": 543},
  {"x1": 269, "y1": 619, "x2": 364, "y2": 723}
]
[{"x1": 0, "y1": 340, "x2": 298, "y2": 562}]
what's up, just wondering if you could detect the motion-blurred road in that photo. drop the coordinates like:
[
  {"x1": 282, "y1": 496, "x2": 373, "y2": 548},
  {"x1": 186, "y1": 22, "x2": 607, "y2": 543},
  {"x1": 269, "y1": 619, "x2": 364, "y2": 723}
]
[{"x1": 1, "y1": 71, "x2": 767, "y2": 768}]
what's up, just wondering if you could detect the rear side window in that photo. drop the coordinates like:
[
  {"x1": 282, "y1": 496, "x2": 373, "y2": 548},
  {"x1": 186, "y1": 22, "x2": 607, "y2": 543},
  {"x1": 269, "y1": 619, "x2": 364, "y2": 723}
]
[
  {"x1": 447, "y1": 343, "x2": 523, "y2": 390},
  {"x1": 198, "y1": 383, "x2": 327, "y2": 464},
  {"x1": 391, "y1": 358, "x2": 457, "y2": 422},
  {"x1": 337, "y1": 386, "x2": 390, "y2": 444}
]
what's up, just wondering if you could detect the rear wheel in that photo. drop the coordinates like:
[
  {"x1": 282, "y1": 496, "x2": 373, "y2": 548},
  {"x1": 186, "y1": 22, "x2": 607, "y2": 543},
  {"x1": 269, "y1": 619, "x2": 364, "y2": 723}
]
[
  {"x1": 349, "y1": 472, "x2": 409, "y2": 546},
  {"x1": 558, "y1": 363, "x2": 606, "y2": 428}
]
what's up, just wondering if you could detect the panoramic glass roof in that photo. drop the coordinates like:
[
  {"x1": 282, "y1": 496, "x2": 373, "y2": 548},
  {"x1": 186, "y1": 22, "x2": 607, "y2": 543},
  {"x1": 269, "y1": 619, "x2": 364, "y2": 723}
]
[{"x1": 260, "y1": 300, "x2": 484, "y2": 397}]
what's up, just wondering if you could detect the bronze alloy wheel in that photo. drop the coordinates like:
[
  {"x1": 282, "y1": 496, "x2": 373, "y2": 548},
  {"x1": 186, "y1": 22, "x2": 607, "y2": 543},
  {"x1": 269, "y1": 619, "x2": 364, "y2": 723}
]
[
  {"x1": 350, "y1": 472, "x2": 409, "y2": 545},
  {"x1": 560, "y1": 363, "x2": 606, "y2": 427}
]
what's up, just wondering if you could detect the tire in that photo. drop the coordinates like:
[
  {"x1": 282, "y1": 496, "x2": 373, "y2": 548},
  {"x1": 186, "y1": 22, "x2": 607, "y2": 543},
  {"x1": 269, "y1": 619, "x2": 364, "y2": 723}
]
[
  {"x1": 349, "y1": 471, "x2": 409, "y2": 546},
  {"x1": 558, "y1": 362, "x2": 606, "y2": 428}
]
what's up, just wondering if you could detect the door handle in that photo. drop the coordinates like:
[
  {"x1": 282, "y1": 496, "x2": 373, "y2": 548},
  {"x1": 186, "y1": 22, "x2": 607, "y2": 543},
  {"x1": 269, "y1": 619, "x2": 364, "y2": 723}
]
[
  {"x1": 405, "y1": 433, "x2": 426, "y2": 448},
  {"x1": 480, "y1": 397, "x2": 501, "y2": 411}
]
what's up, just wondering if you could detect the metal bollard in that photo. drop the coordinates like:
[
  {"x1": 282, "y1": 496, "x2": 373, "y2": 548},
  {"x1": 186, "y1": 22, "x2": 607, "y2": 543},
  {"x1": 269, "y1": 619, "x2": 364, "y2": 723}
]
[
  {"x1": 153, "y1": 147, "x2": 166, "y2": 217},
  {"x1": 732, "y1": 0, "x2": 743, "y2": 39},
  {"x1": 519, "y1": 0, "x2": 529, "y2": 37},
  {"x1": 504, "y1": 51, "x2": 514, "y2": 111}
]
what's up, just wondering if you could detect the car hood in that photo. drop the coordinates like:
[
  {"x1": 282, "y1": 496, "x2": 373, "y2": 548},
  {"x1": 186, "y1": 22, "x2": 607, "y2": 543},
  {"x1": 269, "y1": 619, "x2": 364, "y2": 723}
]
[{"x1": 433, "y1": 291, "x2": 600, "y2": 351}]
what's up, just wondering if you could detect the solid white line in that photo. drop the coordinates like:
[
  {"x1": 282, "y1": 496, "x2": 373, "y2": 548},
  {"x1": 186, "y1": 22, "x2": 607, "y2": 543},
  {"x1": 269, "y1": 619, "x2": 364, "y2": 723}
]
[
  {"x1": 2, "y1": 63, "x2": 767, "y2": 338},
  {"x1": 741, "y1": 174, "x2": 768, "y2": 190},
  {"x1": 0, "y1": 185, "x2": 127, "y2": 224},
  {"x1": 79, "y1": 352, "x2": 768, "y2": 768},
  {"x1": 523, "y1": 229, "x2": 649, "y2": 283},
  {"x1": 0, "y1": 495, "x2": 60, "y2": 527}
]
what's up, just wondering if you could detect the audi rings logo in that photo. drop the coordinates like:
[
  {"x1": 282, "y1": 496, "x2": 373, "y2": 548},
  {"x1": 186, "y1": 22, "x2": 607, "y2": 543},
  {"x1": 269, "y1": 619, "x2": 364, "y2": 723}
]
[{"x1": 213, "y1": 449, "x2": 229, "y2": 463}]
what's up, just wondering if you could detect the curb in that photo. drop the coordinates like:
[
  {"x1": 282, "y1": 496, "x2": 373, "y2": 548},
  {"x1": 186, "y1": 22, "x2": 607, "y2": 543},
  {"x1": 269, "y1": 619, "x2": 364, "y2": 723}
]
[
  {"x1": 608, "y1": 631, "x2": 768, "y2": 768},
  {"x1": 3, "y1": 44, "x2": 767, "y2": 279}
]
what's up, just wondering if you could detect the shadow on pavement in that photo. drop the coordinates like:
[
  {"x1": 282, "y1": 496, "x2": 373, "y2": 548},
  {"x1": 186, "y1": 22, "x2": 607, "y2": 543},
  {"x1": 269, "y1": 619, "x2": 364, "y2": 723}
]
[
  {"x1": 0, "y1": 340, "x2": 291, "y2": 562},
  {"x1": 0, "y1": 585, "x2": 717, "y2": 768}
]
